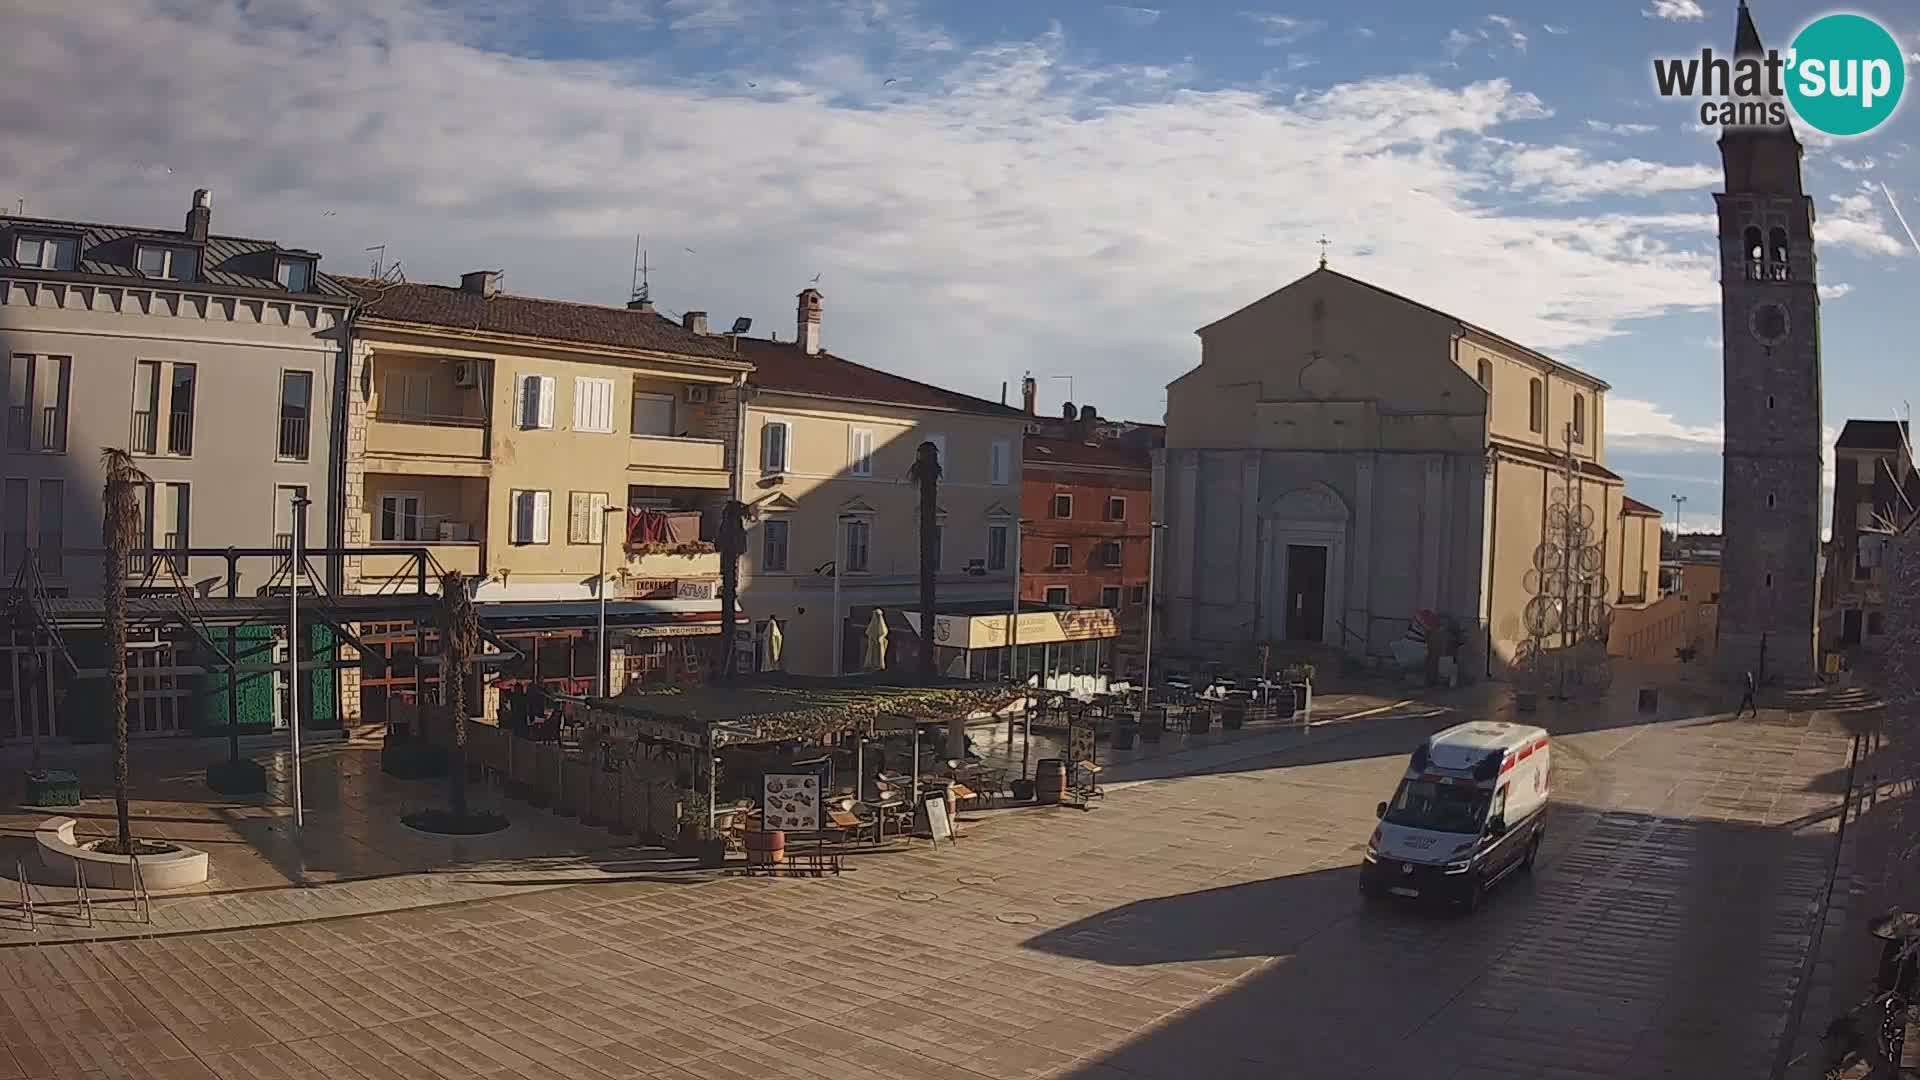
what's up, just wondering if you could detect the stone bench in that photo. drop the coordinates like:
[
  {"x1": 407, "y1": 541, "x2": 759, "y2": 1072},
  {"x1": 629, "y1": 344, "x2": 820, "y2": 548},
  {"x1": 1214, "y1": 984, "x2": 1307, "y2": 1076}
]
[{"x1": 34, "y1": 817, "x2": 209, "y2": 892}]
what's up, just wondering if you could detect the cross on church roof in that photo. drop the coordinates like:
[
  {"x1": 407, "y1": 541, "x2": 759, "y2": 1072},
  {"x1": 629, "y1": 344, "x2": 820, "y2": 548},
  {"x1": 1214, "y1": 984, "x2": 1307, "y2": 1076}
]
[{"x1": 1317, "y1": 234, "x2": 1331, "y2": 269}]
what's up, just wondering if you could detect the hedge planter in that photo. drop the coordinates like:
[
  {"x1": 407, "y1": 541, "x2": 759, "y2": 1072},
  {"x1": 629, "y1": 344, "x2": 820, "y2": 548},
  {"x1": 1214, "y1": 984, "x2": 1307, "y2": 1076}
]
[
  {"x1": 1190, "y1": 710, "x2": 1214, "y2": 735},
  {"x1": 1142, "y1": 709, "x2": 1166, "y2": 744},
  {"x1": 22, "y1": 770, "x2": 81, "y2": 808},
  {"x1": 676, "y1": 831, "x2": 727, "y2": 868},
  {"x1": 1112, "y1": 723, "x2": 1138, "y2": 751},
  {"x1": 1222, "y1": 705, "x2": 1246, "y2": 731}
]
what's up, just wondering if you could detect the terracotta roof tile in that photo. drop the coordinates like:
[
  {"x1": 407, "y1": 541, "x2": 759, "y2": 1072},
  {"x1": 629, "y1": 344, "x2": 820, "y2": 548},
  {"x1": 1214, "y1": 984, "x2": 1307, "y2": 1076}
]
[
  {"x1": 344, "y1": 278, "x2": 750, "y2": 364},
  {"x1": 1491, "y1": 438, "x2": 1623, "y2": 482},
  {"x1": 732, "y1": 336, "x2": 1022, "y2": 417},
  {"x1": 1023, "y1": 438, "x2": 1152, "y2": 471},
  {"x1": 1621, "y1": 496, "x2": 1662, "y2": 516}
]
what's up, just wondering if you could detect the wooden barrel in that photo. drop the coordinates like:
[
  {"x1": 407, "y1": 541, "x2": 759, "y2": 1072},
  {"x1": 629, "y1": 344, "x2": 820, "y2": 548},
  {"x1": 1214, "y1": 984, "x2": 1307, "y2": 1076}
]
[
  {"x1": 744, "y1": 829, "x2": 786, "y2": 866},
  {"x1": 1035, "y1": 759, "x2": 1067, "y2": 805}
]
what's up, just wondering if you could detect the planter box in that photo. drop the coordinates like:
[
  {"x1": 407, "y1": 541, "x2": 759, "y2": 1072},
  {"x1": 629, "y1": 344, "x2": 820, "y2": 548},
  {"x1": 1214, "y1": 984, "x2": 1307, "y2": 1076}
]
[
  {"x1": 1112, "y1": 725, "x2": 1137, "y2": 751},
  {"x1": 22, "y1": 770, "x2": 80, "y2": 808},
  {"x1": 675, "y1": 833, "x2": 726, "y2": 868},
  {"x1": 1190, "y1": 711, "x2": 1214, "y2": 735},
  {"x1": 1010, "y1": 779, "x2": 1035, "y2": 801},
  {"x1": 1141, "y1": 708, "x2": 1166, "y2": 743},
  {"x1": 1222, "y1": 706, "x2": 1246, "y2": 731}
]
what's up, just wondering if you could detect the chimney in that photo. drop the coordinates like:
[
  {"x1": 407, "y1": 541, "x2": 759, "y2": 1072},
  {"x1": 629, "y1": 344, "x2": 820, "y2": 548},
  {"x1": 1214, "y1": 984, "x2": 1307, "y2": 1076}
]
[
  {"x1": 185, "y1": 189, "x2": 211, "y2": 242},
  {"x1": 797, "y1": 288, "x2": 823, "y2": 355},
  {"x1": 1021, "y1": 374, "x2": 1037, "y2": 415},
  {"x1": 460, "y1": 270, "x2": 502, "y2": 298},
  {"x1": 1061, "y1": 400, "x2": 1077, "y2": 421},
  {"x1": 1078, "y1": 404, "x2": 1097, "y2": 423},
  {"x1": 682, "y1": 310, "x2": 708, "y2": 335},
  {"x1": 627, "y1": 297, "x2": 655, "y2": 314}
]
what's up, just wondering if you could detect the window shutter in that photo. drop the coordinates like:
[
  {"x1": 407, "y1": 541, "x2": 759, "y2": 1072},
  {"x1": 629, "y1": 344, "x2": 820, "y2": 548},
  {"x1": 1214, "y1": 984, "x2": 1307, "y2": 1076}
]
[
  {"x1": 590, "y1": 492, "x2": 609, "y2": 542},
  {"x1": 573, "y1": 380, "x2": 589, "y2": 432},
  {"x1": 533, "y1": 491, "x2": 551, "y2": 543},
  {"x1": 568, "y1": 492, "x2": 587, "y2": 543},
  {"x1": 595, "y1": 381, "x2": 611, "y2": 432},
  {"x1": 537, "y1": 376, "x2": 556, "y2": 429},
  {"x1": 513, "y1": 491, "x2": 532, "y2": 543}
]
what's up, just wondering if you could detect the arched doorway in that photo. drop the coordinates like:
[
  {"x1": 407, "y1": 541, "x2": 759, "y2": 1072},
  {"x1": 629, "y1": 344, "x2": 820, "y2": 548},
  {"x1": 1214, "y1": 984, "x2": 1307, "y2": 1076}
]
[{"x1": 1260, "y1": 485, "x2": 1350, "y2": 645}]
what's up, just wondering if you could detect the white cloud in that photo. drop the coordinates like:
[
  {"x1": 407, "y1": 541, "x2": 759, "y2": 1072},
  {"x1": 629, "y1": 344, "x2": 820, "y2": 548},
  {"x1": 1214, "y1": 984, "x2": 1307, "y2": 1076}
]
[
  {"x1": 1103, "y1": 5, "x2": 1160, "y2": 27},
  {"x1": 0, "y1": 0, "x2": 1747, "y2": 419},
  {"x1": 1586, "y1": 120, "x2": 1658, "y2": 136},
  {"x1": 1495, "y1": 146, "x2": 1720, "y2": 202},
  {"x1": 1830, "y1": 156, "x2": 1877, "y2": 172},
  {"x1": 1702, "y1": 334, "x2": 1722, "y2": 351},
  {"x1": 1819, "y1": 283, "x2": 1853, "y2": 300},
  {"x1": 1352, "y1": 26, "x2": 1376, "y2": 40},
  {"x1": 1286, "y1": 53, "x2": 1318, "y2": 72},
  {"x1": 1485, "y1": 14, "x2": 1527, "y2": 53},
  {"x1": 664, "y1": 0, "x2": 769, "y2": 30},
  {"x1": 1543, "y1": 24, "x2": 1570, "y2": 36},
  {"x1": 1644, "y1": 1, "x2": 1706, "y2": 22},
  {"x1": 1820, "y1": 191, "x2": 1910, "y2": 257},
  {"x1": 1608, "y1": 398, "x2": 1723, "y2": 447},
  {"x1": 1445, "y1": 29, "x2": 1478, "y2": 58},
  {"x1": 1241, "y1": 13, "x2": 1324, "y2": 46}
]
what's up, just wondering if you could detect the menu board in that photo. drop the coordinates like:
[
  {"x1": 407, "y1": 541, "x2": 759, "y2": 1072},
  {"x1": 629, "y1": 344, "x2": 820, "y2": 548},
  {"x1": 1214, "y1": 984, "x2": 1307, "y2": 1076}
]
[
  {"x1": 923, "y1": 791, "x2": 954, "y2": 845},
  {"x1": 761, "y1": 773, "x2": 820, "y2": 832},
  {"x1": 1069, "y1": 723, "x2": 1096, "y2": 766}
]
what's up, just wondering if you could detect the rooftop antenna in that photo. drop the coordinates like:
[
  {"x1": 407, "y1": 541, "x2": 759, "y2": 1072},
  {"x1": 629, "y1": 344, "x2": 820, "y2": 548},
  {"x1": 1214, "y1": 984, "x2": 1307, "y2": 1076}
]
[
  {"x1": 365, "y1": 244, "x2": 387, "y2": 278},
  {"x1": 630, "y1": 234, "x2": 651, "y2": 305}
]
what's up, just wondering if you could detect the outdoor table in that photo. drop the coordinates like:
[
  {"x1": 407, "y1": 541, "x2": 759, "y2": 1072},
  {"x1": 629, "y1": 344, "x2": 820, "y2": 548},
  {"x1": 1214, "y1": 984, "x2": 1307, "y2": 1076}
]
[
  {"x1": 861, "y1": 797, "x2": 906, "y2": 843},
  {"x1": 778, "y1": 830, "x2": 845, "y2": 876}
]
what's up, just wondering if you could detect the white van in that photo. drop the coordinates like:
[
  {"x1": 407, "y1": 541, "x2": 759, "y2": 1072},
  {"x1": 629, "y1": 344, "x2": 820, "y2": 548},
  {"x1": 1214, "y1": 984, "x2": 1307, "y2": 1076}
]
[{"x1": 1360, "y1": 721, "x2": 1551, "y2": 910}]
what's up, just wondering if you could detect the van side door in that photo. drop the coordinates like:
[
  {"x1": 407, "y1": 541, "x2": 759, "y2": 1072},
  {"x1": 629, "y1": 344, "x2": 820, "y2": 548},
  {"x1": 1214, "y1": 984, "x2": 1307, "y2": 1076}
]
[{"x1": 1485, "y1": 784, "x2": 1517, "y2": 875}]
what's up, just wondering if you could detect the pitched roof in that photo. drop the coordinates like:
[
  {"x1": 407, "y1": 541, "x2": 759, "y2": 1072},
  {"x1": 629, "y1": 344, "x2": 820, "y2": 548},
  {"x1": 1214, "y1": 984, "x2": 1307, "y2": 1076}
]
[
  {"x1": 0, "y1": 215, "x2": 352, "y2": 301},
  {"x1": 345, "y1": 278, "x2": 751, "y2": 364},
  {"x1": 1199, "y1": 267, "x2": 1611, "y2": 392},
  {"x1": 731, "y1": 335, "x2": 1023, "y2": 418},
  {"x1": 1490, "y1": 437, "x2": 1623, "y2": 482},
  {"x1": 1024, "y1": 437, "x2": 1153, "y2": 471},
  {"x1": 1621, "y1": 496, "x2": 1662, "y2": 517},
  {"x1": 1835, "y1": 419, "x2": 1910, "y2": 453}
]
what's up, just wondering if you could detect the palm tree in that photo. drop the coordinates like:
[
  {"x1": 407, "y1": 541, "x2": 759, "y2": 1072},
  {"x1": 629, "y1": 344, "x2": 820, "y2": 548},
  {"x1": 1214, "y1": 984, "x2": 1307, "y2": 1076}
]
[
  {"x1": 910, "y1": 441, "x2": 959, "y2": 753},
  {"x1": 715, "y1": 500, "x2": 749, "y2": 683},
  {"x1": 100, "y1": 448, "x2": 147, "y2": 854},
  {"x1": 438, "y1": 570, "x2": 480, "y2": 820}
]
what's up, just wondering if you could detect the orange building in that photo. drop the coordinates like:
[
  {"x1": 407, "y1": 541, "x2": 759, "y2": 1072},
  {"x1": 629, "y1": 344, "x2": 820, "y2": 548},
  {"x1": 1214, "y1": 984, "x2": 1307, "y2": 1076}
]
[{"x1": 1018, "y1": 384, "x2": 1162, "y2": 673}]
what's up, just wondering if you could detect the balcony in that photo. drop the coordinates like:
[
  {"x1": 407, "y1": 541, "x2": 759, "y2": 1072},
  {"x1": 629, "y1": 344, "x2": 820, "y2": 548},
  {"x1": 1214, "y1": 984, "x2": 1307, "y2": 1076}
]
[
  {"x1": 624, "y1": 549, "x2": 721, "y2": 582},
  {"x1": 278, "y1": 415, "x2": 310, "y2": 461},
  {"x1": 39, "y1": 406, "x2": 65, "y2": 453},
  {"x1": 627, "y1": 434, "x2": 729, "y2": 489},
  {"x1": 359, "y1": 542, "x2": 484, "y2": 589},
  {"x1": 366, "y1": 411, "x2": 488, "y2": 464},
  {"x1": 166, "y1": 411, "x2": 194, "y2": 455},
  {"x1": 132, "y1": 410, "x2": 157, "y2": 454}
]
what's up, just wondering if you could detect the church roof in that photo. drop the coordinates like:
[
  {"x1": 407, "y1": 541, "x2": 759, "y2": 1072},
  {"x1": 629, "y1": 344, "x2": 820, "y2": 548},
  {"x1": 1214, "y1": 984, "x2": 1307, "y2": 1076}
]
[
  {"x1": 1734, "y1": 2, "x2": 1764, "y2": 57},
  {"x1": 1621, "y1": 496, "x2": 1663, "y2": 517},
  {"x1": 1201, "y1": 267, "x2": 1611, "y2": 392},
  {"x1": 1490, "y1": 437, "x2": 1623, "y2": 482}
]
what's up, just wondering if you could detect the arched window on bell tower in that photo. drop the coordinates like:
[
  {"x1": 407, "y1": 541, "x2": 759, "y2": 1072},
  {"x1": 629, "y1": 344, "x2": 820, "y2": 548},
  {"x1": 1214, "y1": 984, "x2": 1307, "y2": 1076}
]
[
  {"x1": 1743, "y1": 226, "x2": 1765, "y2": 281},
  {"x1": 1768, "y1": 226, "x2": 1791, "y2": 282}
]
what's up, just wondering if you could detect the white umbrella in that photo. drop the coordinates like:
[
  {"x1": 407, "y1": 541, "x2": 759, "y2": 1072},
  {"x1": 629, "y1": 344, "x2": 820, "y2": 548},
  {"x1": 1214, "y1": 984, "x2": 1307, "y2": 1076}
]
[
  {"x1": 863, "y1": 609, "x2": 890, "y2": 671},
  {"x1": 762, "y1": 618, "x2": 784, "y2": 672}
]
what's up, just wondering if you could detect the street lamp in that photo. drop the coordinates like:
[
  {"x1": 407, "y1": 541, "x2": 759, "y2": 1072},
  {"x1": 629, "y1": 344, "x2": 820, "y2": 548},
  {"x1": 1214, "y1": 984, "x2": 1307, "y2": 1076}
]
[
  {"x1": 1670, "y1": 494, "x2": 1687, "y2": 543},
  {"x1": 831, "y1": 513, "x2": 860, "y2": 676},
  {"x1": 595, "y1": 504, "x2": 625, "y2": 698},
  {"x1": 1142, "y1": 521, "x2": 1166, "y2": 715},
  {"x1": 287, "y1": 491, "x2": 310, "y2": 829},
  {"x1": 1008, "y1": 517, "x2": 1031, "y2": 685}
]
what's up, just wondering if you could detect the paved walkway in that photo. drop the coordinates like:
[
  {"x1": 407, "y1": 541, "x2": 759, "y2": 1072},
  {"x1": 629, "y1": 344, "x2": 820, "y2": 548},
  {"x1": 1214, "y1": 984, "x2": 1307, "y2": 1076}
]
[{"x1": 0, "y1": 682, "x2": 1860, "y2": 1079}]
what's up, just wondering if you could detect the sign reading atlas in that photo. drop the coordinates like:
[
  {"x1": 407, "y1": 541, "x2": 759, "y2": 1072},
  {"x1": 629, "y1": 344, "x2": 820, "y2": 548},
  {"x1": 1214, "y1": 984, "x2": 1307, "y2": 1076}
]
[{"x1": 1652, "y1": 13, "x2": 1906, "y2": 137}]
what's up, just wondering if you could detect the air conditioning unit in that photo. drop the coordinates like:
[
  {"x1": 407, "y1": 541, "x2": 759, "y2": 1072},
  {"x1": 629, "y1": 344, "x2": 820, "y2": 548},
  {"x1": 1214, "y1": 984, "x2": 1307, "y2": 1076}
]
[
  {"x1": 452, "y1": 360, "x2": 480, "y2": 388},
  {"x1": 684, "y1": 385, "x2": 711, "y2": 405},
  {"x1": 965, "y1": 558, "x2": 987, "y2": 577},
  {"x1": 1024, "y1": 422, "x2": 1043, "y2": 435},
  {"x1": 438, "y1": 521, "x2": 472, "y2": 542}
]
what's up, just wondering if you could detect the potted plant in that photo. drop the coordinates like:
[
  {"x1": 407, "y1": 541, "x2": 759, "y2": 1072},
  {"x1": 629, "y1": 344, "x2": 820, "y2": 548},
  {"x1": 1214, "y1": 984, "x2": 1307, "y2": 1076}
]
[
  {"x1": 1112, "y1": 714, "x2": 1138, "y2": 750},
  {"x1": 1141, "y1": 706, "x2": 1166, "y2": 744},
  {"x1": 1010, "y1": 775, "x2": 1036, "y2": 801}
]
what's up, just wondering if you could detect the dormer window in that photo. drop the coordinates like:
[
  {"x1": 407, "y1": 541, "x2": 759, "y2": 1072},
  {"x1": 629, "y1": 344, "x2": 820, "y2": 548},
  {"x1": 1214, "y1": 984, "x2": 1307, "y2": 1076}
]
[
  {"x1": 13, "y1": 234, "x2": 78, "y2": 271},
  {"x1": 275, "y1": 257, "x2": 315, "y2": 292},
  {"x1": 135, "y1": 244, "x2": 197, "y2": 281}
]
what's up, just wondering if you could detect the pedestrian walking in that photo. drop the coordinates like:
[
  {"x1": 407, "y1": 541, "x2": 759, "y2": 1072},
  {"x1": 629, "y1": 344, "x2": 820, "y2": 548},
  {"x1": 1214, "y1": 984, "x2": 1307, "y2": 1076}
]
[{"x1": 1735, "y1": 670, "x2": 1758, "y2": 718}]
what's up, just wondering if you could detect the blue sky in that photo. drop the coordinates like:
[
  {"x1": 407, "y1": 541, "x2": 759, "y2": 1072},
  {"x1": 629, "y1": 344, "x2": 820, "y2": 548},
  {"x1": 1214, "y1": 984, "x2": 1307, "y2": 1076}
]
[{"x1": 4, "y1": 0, "x2": 1917, "y2": 532}]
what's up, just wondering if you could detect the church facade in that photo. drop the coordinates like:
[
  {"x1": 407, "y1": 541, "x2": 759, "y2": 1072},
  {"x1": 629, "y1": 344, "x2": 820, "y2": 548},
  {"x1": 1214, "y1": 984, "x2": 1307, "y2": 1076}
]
[{"x1": 1155, "y1": 267, "x2": 1655, "y2": 679}]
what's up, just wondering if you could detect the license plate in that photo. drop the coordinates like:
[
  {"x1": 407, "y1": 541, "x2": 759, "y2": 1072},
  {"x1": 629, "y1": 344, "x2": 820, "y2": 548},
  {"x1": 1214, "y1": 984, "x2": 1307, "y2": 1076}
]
[{"x1": 1389, "y1": 886, "x2": 1419, "y2": 898}]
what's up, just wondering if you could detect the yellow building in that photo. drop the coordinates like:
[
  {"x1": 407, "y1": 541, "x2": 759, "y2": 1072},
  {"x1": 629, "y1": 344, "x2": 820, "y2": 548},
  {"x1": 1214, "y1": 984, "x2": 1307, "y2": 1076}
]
[
  {"x1": 1159, "y1": 266, "x2": 1662, "y2": 677},
  {"x1": 342, "y1": 271, "x2": 752, "y2": 722},
  {"x1": 729, "y1": 290, "x2": 1040, "y2": 676}
]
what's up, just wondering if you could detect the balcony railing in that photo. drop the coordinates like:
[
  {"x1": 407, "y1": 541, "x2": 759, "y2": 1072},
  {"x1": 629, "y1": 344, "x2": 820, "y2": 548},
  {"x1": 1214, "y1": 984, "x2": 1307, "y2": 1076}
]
[
  {"x1": 166, "y1": 411, "x2": 194, "y2": 455},
  {"x1": 278, "y1": 415, "x2": 310, "y2": 460},
  {"x1": 132, "y1": 410, "x2": 158, "y2": 454},
  {"x1": 275, "y1": 532, "x2": 295, "y2": 550},
  {"x1": 38, "y1": 406, "x2": 64, "y2": 452},
  {"x1": 5, "y1": 405, "x2": 27, "y2": 450},
  {"x1": 366, "y1": 410, "x2": 488, "y2": 459}
]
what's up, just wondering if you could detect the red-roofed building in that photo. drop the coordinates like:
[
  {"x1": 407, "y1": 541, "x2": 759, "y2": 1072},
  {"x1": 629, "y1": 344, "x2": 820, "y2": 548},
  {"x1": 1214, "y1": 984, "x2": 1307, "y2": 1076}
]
[{"x1": 1017, "y1": 378, "x2": 1164, "y2": 672}]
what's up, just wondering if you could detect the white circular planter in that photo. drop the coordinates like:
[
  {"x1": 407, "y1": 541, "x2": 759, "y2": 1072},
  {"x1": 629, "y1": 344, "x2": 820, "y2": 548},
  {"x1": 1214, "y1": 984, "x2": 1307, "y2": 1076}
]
[{"x1": 35, "y1": 817, "x2": 209, "y2": 892}]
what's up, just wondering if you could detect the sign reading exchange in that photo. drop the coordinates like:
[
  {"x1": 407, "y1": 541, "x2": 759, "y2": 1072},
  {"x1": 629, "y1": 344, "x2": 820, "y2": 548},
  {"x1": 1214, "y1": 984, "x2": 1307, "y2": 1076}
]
[{"x1": 1652, "y1": 12, "x2": 1906, "y2": 137}]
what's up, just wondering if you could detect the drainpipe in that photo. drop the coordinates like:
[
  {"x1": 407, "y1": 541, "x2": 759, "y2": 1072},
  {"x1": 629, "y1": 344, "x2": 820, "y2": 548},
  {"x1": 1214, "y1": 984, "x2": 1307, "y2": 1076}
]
[
  {"x1": 1484, "y1": 449, "x2": 1500, "y2": 679},
  {"x1": 326, "y1": 301, "x2": 357, "y2": 719}
]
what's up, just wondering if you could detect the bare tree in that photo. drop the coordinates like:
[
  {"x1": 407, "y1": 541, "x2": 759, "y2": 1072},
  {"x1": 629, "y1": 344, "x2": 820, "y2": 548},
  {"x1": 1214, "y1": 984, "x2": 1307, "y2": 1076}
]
[{"x1": 100, "y1": 448, "x2": 148, "y2": 853}]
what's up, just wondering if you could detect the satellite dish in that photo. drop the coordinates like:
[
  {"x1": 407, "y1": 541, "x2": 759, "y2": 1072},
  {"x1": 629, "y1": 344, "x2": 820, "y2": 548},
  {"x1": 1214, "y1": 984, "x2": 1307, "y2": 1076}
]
[{"x1": 730, "y1": 316, "x2": 752, "y2": 334}]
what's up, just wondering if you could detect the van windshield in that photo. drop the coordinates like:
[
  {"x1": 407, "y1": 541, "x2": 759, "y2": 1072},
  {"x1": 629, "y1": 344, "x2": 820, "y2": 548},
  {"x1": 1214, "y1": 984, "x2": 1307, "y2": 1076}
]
[{"x1": 1384, "y1": 779, "x2": 1490, "y2": 835}]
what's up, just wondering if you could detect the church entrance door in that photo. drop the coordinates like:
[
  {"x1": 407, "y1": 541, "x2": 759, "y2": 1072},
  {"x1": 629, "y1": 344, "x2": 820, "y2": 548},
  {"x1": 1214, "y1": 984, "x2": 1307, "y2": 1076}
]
[{"x1": 1284, "y1": 544, "x2": 1328, "y2": 642}]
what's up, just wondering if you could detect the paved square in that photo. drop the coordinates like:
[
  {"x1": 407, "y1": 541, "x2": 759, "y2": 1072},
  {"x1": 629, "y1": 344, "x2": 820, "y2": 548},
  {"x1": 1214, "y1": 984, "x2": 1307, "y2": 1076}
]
[{"x1": 0, "y1": 688, "x2": 1859, "y2": 1079}]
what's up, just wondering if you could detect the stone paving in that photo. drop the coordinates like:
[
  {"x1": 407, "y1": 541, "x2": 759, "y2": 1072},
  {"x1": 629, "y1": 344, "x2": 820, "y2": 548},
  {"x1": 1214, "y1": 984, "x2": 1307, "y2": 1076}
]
[{"x1": 0, "y1": 682, "x2": 1860, "y2": 1079}]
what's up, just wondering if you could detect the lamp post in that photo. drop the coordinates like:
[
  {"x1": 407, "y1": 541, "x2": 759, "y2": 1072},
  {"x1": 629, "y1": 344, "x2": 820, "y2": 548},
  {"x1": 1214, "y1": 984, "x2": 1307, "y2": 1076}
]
[
  {"x1": 1142, "y1": 521, "x2": 1165, "y2": 716},
  {"x1": 1008, "y1": 517, "x2": 1028, "y2": 685},
  {"x1": 595, "y1": 504, "x2": 624, "y2": 698},
  {"x1": 288, "y1": 492, "x2": 310, "y2": 829},
  {"x1": 1670, "y1": 494, "x2": 1687, "y2": 542},
  {"x1": 831, "y1": 514, "x2": 858, "y2": 676}
]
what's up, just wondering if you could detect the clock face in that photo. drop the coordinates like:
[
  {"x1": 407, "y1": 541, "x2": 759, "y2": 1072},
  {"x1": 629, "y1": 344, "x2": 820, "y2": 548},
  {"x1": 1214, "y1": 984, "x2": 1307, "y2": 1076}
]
[{"x1": 1750, "y1": 302, "x2": 1790, "y2": 345}]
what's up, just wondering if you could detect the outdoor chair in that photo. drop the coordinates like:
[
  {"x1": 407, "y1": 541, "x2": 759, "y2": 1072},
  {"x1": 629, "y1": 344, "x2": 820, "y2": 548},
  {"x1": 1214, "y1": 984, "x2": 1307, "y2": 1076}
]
[
  {"x1": 1069, "y1": 761, "x2": 1104, "y2": 804},
  {"x1": 828, "y1": 807, "x2": 878, "y2": 844}
]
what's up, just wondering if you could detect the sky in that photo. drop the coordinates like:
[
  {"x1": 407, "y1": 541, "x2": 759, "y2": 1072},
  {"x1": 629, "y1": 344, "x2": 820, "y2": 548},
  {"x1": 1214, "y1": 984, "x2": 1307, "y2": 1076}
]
[{"x1": 4, "y1": 0, "x2": 1917, "y2": 534}]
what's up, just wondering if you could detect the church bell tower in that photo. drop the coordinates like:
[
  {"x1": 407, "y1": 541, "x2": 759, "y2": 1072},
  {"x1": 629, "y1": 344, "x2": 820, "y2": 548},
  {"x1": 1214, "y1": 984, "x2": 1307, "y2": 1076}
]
[{"x1": 1714, "y1": 1, "x2": 1823, "y2": 686}]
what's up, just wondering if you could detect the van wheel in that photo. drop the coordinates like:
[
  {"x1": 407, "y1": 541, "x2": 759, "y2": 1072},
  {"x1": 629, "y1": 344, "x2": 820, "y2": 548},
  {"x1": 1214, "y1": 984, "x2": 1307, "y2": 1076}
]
[{"x1": 1521, "y1": 835, "x2": 1541, "y2": 873}]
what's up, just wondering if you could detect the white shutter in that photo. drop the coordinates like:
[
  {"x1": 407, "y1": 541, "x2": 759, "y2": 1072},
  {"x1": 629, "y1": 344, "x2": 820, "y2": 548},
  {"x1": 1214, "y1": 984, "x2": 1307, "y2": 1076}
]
[
  {"x1": 537, "y1": 376, "x2": 556, "y2": 429},
  {"x1": 762, "y1": 420, "x2": 788, "y2": 473},
  {"x1": 568, "y1": 492, "x2": 589, "y2": 543},
  {"x1": 595, "y1": 380, "x2": 612, "y2": 432},
  {"x1": 990, "y1": 440, "x2": 1010, "y2": 485},
  {"x1": 533, "y1": 491, "x2": 551, "y2": 543},
  {"x1": 573, "y1": 379, "x2": 590, "y2": 432},
  {"x1": 590, "y1": 492, "x2": 609, "y2": 542}
]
